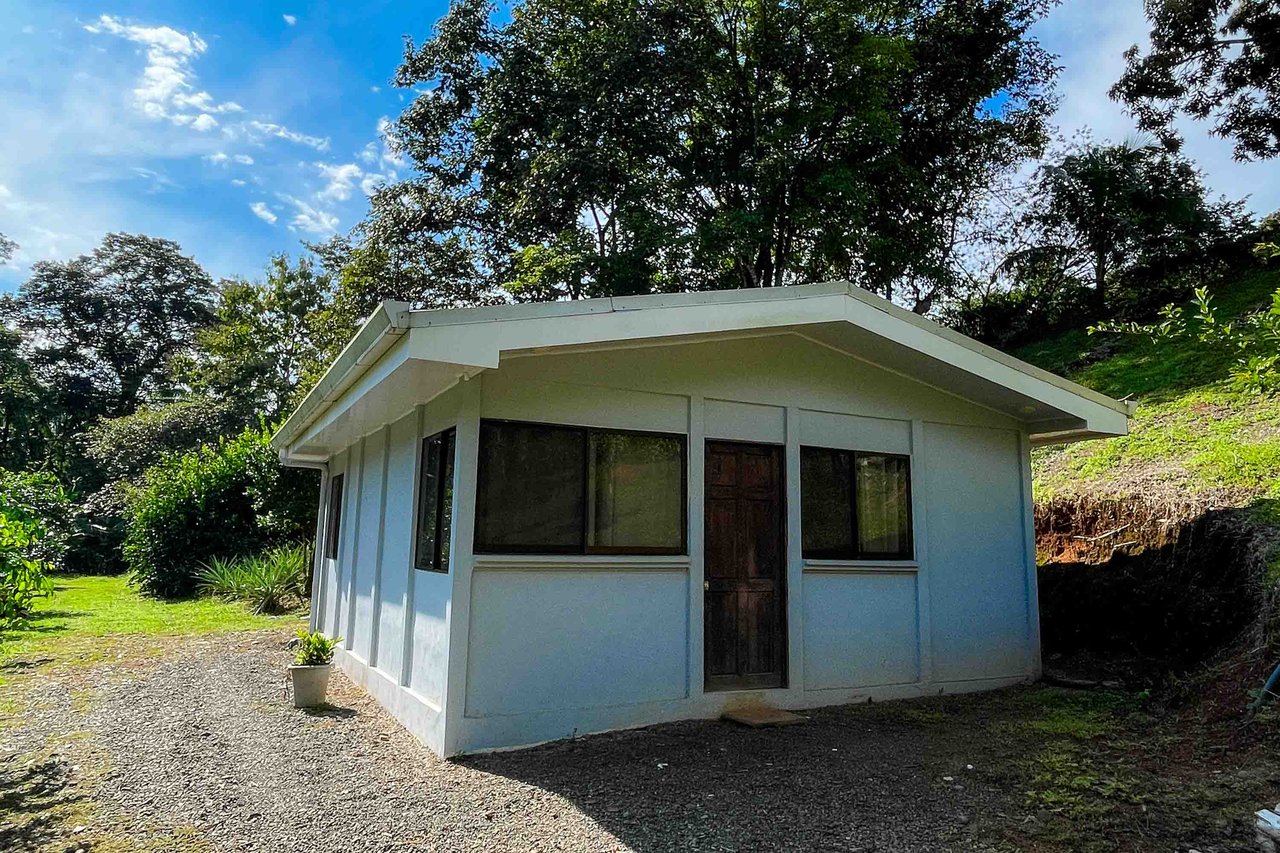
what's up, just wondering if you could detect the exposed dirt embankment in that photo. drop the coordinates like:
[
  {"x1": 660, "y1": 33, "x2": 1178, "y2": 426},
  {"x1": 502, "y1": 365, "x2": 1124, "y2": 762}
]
[{"x1": 1036, "y1": 495, "x2": 1279, "y2": 688}]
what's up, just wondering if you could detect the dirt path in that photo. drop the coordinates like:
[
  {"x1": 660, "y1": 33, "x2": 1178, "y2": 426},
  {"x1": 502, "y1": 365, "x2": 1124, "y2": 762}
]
[{"x1": 1, "y1": 629, "x2": 1035, "y2": 852}]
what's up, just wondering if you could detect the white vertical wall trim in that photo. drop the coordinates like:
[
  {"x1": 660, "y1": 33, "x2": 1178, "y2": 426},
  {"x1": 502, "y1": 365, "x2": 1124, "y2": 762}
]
[
  {"x1": 784, "y1": 406, "x2": 804, "y2": 691},
  {"x1": 910, "y1": 419, "x2": 934, "y2": 684},
  {"x1": 400, "y1": 404, "x2": 426, "y2": 687},
  {"x1": 344, "y1": 437, "x2": 366, "y2": 651},
  {"x1": 1019, "y1": 430, "x2": 1042, "y2": 679},
  {"x1": 686, "y1": 394, "x2": 706, "y2": 699},
  {"x1": 369, "y1": 425, "x2": 392, "y2": 669},
  {"x1": 442, "y1": 376, "x2": 483, "y2": 754},
  {"x1": 310, "y1": 469, "x2": 329, "y2": 634}
]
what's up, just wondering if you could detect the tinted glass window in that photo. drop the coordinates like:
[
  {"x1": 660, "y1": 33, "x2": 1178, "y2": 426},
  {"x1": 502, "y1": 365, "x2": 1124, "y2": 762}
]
[
  {"x1": 588, "y1": 432, "x2": 684, "y2": 552},
  {"x1": 415, "y1": 429, "x2": 456, "y2": 571},
  {"x1": 800, "y1": 447, "x2": 912, "y2": 560},
  {"x1": 475, "y1": 422, "x2": 586, "y2": 552}
]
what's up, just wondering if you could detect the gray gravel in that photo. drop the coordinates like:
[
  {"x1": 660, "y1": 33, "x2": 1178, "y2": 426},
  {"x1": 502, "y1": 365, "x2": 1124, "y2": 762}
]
[{"x1": 3, "y1": 630, "x2": 1025, "y2": 852}]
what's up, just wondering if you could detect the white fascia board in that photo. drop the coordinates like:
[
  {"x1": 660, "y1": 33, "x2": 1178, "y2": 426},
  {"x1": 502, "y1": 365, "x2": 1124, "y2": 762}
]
[
  {"x1": 276, "y1": 281, "x2": 1132, "y2": 454},
  {"x1": 288, "y1": 333, "x2": 415, "y2": 451},
  {"x1": 839, "y1": 289, "x2": 1130, "y2": 438},
  {"x1": 273, "y1": 300, "x2": 411, "y2": 452}
]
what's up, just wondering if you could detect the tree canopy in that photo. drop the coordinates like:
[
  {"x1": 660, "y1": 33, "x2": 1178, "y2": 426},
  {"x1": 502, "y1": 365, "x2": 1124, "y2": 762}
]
[
  {"x1": 6, "y1": 233, "x2": 216, "y2": 423},
  {"x1": 1112, "y1": 0, "x2": 1280, "y2": 161},
  {"x1": 366, "y1": 0, "x2": 1057, "y2": 312},
  {"x1": 1022, "y1": 141, "x2": 1248, "y2": 316}
]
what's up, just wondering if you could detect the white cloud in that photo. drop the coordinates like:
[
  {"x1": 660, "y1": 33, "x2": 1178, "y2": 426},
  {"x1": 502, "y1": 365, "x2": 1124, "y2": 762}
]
[
  {"x1": 230, "y1": 179, "x2": 247, "y2": 187},
  {"x1": 243, "y1": 120, "x2": 330, "y2": 151},
  {"x1": 280, "y1": 194, "x2": 339, "y2": 235},
  {"x1": 370, "y1": 85, "x2": 381, "y2": 93},
  {"x1": 283, "y1": 14, "x2": 298, "y2": 26},
  {"x1": 249, "y1": 201, "x2": 277, "y2": 224},
  {"x1": 1032, "y1": 0, "x2": 1278, "y2": 214},
  {"x1": 84, "y1": 14, "x2": 240, "y2": 130},
  {"x1": 205, "y1": 151, "x2": 255, "y2": 166},
  {"x1": 315, "y1": 162, "x2": 363, "y2": 202}
]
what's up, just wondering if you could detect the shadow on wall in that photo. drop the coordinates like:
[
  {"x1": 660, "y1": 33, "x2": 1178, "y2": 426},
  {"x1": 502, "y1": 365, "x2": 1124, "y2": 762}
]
[
  {"x1": 456, "y1": 702, "x2": 1016, "y2": 852},
  {"x1": 1037, "y1": 497, "x2": 1276, "y2": 685}
]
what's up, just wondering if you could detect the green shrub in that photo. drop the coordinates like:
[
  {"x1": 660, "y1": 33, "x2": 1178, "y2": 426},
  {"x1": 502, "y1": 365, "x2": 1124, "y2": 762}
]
[
  {"x1": 0, "y1": 469, "x2": 73, "y2": 572},
  {"x1": 123, "y1": 427, "x2": 317, "y2": 598},
  {"x1": 197, "y1": 543, "x2": 309, "y2": 614},
  {"x1": 293, "y1": 629, "x2": 339, "y2": 666},
  {"x1": 0, "y1": 504, "x2": 55, "y2": 628}
]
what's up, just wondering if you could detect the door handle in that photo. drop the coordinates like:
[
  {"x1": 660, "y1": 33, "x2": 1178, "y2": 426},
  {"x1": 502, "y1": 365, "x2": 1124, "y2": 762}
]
[{"x1": 704, "y1": 581, "x2": 710, "y2": 591}]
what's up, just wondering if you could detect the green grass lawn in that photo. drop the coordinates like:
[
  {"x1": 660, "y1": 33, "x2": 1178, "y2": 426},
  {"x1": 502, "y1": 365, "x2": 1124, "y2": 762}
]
[
  {"x1": 0, "y1": 574, "x2": 306, "y2": 679},
  {"x1": 1019, "y1": 268, "x2": 1280, "y2": 503}
]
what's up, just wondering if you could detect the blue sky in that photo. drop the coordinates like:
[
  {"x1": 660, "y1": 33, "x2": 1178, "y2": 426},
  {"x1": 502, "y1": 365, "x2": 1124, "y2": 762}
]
[{"x1": 0, "y1": 1, "x2": 1276, "y2": 290}]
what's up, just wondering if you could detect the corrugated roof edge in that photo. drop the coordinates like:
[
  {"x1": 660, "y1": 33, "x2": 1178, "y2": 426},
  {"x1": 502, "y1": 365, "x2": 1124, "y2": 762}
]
[
  {"x1": 271, "y1": 300, "x2": 410, "y2": 454},
  {"x1": 273, "y1": 281, "x2": 1133, "y2": 453}
]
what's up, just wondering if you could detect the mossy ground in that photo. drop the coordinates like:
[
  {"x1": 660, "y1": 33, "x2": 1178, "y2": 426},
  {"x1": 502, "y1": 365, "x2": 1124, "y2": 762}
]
[{"x1": 1021, "y1": 269, "x2": 1280, "y2": 503}]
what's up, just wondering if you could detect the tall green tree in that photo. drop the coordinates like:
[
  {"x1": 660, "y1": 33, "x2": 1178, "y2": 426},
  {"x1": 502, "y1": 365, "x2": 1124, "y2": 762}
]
[
  {"x1": 7, "y1": 233, "x2": 216, "y2": 428},
  {"x1": 1022, "y1": 141, "x2": 1248, "y2": 316},
  {"x1": 184, "y1": 255, "x2": 333, "y2": 419},
  {"x1": 366, "y1": 0, "x2": 1056, "y2": 311},
  {"x1": 1111, "y1": 0, "x2": 1279, "y2": 161},
  {"x1": 0, "y1": 329, "x2": 45, "y2": 471}
]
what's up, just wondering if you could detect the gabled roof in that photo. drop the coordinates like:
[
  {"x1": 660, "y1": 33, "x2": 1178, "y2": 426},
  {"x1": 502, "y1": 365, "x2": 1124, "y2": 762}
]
[{"x1": 273, "y1": 281, "x2": 1133, "y2": 461}]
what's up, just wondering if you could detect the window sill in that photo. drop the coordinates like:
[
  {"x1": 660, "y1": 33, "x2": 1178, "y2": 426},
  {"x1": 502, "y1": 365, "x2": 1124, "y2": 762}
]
[
  {"x1": 802, "y1": 559, "x2": 919, "y2": 574},
  {"x1": 473, "y1": 554, "x2": 692, "y2": 573}
]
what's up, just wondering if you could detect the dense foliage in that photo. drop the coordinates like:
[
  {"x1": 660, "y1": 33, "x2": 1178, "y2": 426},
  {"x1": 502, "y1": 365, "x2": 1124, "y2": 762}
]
[
  {"x1": 122, "y1": 429, "x2": 317, "y2": 598},
  {"x1": 366, "y1": 0, "x2": 1056, "y2": 312},
  {"x1": 0, "y1": 469, "x2": 73, "y2": 572},
  {"x1": 0, "y1": 477, "x2": 60, "y2": 628},
  {"x1": 1112, "y1": 0, "x2": 1279, "y2": 161},
  {"x1": 198, "y1": 543, "x2": 310, "y2": 614}
]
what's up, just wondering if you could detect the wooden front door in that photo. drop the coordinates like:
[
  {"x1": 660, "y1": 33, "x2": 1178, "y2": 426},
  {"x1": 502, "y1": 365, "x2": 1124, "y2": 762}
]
[{"x1": 704, "y1": 441, "x2": 786, "y2": 691}]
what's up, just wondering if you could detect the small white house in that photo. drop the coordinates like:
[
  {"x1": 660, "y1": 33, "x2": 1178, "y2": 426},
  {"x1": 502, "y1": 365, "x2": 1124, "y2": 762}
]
[{"x1": 273, "y1": 281, "x2": 1131, "y2": 757}]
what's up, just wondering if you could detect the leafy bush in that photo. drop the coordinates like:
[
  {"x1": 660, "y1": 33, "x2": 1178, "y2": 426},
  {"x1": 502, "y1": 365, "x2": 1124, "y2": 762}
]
[
  {"x1": 1093, "y1": 284, "x2": 1280, "y2": 394},
  {"x1": 123, "y1": 427, "x2": 317, "y2": 598},
  {"x1": 945, "y1": 277, "x2": 1095, "y2": 349},
  {"x1": 293, "y1": 629, "x2": 339, "y2": 666},
  {"x1": 71, "y1": 397, "x2": 246, "y2": 576},
  {"x1": 0, "y1": 469, "x2": 73, "y2": 572},
  {"x1": 0, "y1": 497, "x2": 55, "y2": 628},
  {"x1": 198, "y1": 543, "x2": 309, "y2": 614}
]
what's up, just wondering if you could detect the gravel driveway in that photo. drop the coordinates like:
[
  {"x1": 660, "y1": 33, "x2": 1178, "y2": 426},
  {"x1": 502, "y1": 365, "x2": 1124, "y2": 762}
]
[{"x1": 3, "y1": 630, "x2": 1026, "y2": 852}]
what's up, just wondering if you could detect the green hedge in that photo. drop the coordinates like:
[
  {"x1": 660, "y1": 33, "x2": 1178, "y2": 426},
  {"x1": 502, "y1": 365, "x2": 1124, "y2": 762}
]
[{"x1": 123, "y1": 428, "x2": 317, "y2": 598}]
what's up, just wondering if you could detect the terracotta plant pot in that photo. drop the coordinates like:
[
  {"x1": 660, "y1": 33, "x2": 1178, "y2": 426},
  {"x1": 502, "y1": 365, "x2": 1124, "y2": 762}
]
[{"x1": 289, "y1": 664, "x2": 332, "y2": 708}]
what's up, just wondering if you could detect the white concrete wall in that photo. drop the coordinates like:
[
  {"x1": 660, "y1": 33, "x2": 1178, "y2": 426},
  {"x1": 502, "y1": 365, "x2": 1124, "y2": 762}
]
[
  {"x1": 922, "y1": 422, "x2": 1035, "y2": 682},
  {"x1": 446, "y1": 334, "x2": 1036, "y2": 754},
  {"x1": 311, "y1": 332, "x2": 1038, "y2": 756},
  {"x1": 312, "y1": 387, "x2": 464, "y2": 755}
]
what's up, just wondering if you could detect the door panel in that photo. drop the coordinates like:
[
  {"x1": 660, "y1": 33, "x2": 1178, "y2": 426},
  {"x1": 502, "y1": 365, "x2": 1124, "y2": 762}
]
[{"x1": 704, "y1": 441, "x2": 786, "y2": 690}]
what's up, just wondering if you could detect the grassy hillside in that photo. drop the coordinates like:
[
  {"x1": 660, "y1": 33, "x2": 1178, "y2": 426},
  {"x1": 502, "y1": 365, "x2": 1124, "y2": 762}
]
[{"x1": 1017, "y1": 269, "x2": 1280, "y2": 506}]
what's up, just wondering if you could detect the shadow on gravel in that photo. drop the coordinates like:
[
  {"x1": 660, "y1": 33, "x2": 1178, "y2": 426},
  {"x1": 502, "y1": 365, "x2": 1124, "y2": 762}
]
[
  {"x1": 0, "y1": 754, "x2": 84, "y2": 851},
  {"x1": 458, "y1": 705, "x2": 997, "y2": 852},
  {"x1": 300, "y1": 704, "x2": 358, "y2": 719}
]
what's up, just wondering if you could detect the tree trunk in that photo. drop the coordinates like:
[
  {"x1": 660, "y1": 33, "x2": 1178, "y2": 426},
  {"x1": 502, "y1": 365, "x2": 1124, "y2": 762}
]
[{"x1": 1093, "y1": 253, "x2": 1108, "y2": 317}]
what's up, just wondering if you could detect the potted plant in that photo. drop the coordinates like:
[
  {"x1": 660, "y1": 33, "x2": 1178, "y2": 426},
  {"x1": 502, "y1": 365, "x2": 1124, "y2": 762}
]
[{"x1": 289, "y1": 629, "x2": 340, "y2": 708}]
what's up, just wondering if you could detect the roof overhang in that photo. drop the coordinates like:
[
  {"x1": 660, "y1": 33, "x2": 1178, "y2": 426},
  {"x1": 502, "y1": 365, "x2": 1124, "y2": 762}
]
[{"x1": 273, "y1": 282, "x2": 1133, "y2": 461}]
